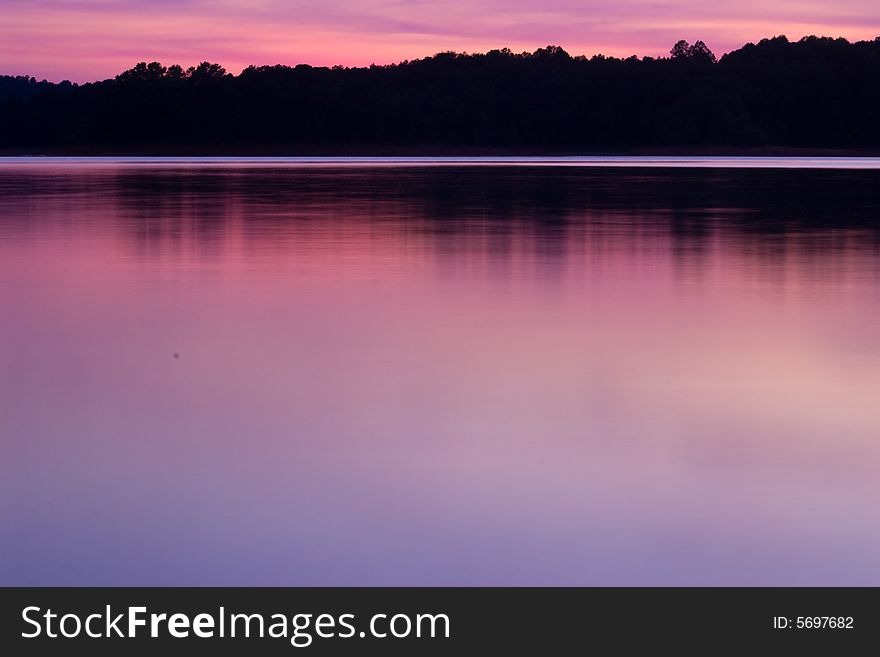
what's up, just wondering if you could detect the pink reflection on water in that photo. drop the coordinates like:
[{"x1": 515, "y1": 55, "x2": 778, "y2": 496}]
[{"x1": 1, "y1": 166, "x2": 879, "y2": 584}]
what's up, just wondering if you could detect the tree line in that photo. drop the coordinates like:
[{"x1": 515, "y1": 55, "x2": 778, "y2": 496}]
[{"x1": 1, "y1": 36, "x2": 879, "y2": 151}]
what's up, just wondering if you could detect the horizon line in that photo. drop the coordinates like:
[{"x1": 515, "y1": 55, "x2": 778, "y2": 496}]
[{"x1": 5, "y1": 34, "x2": 878, "y2": 85}]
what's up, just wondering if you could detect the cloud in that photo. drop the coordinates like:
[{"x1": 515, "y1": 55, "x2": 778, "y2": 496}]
[{"x1": 1, "y1": 0, "x2": 878, "y2": 81}]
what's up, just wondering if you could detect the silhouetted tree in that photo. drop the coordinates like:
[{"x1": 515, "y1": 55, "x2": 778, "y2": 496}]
[
  {"x1": 690, "y1": 40, "x2": 717, "y2": 63},
  {"x1": 188, "y1": 62, "x2": 227, "y2": 84},
  {"x1": 117, "y1": 61, "x2": 167, "y2": 83},
  {"x1": 166, "y1": 64, "x2": 186, "y2": 80},
  {"x1": 1, "y1": 37, "x2": 878, "y2": 151},
  {"x1": 670, "y1": 40, "x2": 717, "y2": 63},
  {"x1": 534, "y1": 45, "x2": 571, "y2": 60},
  {"x1": 671, "y1": 40, "x2": 692, "y2": 59}
]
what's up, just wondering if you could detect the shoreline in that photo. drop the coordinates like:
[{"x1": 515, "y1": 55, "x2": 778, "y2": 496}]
[{"x1": 2, "y1": 146, "x2": 880, "y2": 158}]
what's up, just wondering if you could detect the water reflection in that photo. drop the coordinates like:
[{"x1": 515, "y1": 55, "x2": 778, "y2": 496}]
[{"x1": 1, "y1": 165, "x2": 879, "y2": 585}]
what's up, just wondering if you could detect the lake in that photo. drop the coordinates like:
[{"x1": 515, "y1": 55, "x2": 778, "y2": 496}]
[{"x1": 1, "y1": 158, "x2": 879, "y2": 585}]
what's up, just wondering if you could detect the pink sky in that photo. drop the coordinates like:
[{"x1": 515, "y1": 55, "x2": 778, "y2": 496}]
[{"x1": 1, "y1": 0, "x2": 879, "y2": 82}]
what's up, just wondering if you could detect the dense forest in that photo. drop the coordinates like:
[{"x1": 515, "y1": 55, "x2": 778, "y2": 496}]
[{"x1": 1, "y1": 36, "x2": 879, "y2": 152}]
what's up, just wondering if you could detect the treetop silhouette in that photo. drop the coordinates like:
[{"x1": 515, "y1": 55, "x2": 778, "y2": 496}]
[{"x1": 1, "y1": 36, "x2": 878, "y2": 151}]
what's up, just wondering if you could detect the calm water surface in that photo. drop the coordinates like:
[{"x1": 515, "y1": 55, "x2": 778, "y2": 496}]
[{"x1": 1, "y1": 159, "x2": 879, "y2": 585}]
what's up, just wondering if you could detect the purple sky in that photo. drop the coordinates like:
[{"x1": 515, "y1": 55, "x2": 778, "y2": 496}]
[{"x1": 1, "y1": 1, "x2": 879, "y2": 82}]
